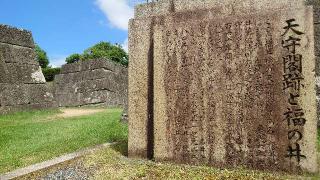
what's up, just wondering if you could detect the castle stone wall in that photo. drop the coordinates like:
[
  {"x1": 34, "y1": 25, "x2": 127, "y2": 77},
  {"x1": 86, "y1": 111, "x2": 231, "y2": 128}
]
[
  {"x1": 54, "y1": 59, "x2": 127, "y2": 107},
  {"x1": 0, "y1": 25, "x2": 55, "y2": 113}
]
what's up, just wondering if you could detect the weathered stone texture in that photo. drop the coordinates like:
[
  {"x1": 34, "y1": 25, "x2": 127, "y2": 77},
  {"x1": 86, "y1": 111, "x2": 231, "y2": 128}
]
[
  {"x1": 128, "y1": 18, "x2": 154, "y2": 159},
  {"x1": 0, "y1": 25, "x2": 55, "y2": 114},
  {"x1": 134, "y1": 0, "x2": 305, "y2": 18},
  {"x1": 0, "y1": 25, "x2": 35, "y2": 48},
  {"x1": 54, "y1": 59, "x2": 127, "y2": 108},
  {"x1": 129, "y1": 0, "x2": 318, "y2": 173},
  {"x1": 306, "y1": 0, "x2": 320, "y2": 127}
]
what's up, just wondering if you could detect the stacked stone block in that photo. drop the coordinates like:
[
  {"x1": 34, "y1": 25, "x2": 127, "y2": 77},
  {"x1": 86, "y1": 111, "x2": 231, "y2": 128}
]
[
  {"x1": 54, "y1": 59, "x2": 127, "y2": 107},
  {"x1": 0, "y1": 25, "x2": 55, "y2": 113}
]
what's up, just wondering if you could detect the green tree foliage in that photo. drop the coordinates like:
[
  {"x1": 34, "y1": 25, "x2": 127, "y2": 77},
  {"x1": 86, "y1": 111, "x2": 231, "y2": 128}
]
[
  {"x1": 65, "y1": 53, "x2": 82, "y2": 64},
  {"x1": 35, "y1": 45, "x2": 49, "y2": 68},
  {"x1": 42, "y1": 67, "x2": 61, "y2": 82},
  {"x1": 66, "y1": 42, "x2": 128, "y2": 67}
]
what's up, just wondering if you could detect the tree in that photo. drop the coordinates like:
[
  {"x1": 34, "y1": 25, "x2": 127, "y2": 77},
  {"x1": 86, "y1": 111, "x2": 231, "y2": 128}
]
[
  {"x1": 66, "y1": 53, "x2": 82, "y2": 64},
  {"x1": 71, "y1": 42, "x2": 128, "y2": 66},
  {"x1": 35, "y1": 45, "x2": 49, "y2": 68}
]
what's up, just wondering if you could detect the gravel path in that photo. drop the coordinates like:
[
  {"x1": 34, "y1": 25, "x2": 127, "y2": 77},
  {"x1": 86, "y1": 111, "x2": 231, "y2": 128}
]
[
  {"x1": 40, "y1": 160, "x2": 91, "y2": 180},
  {"x1": 20, "y1": 158, "x2": 95, "y2": 180}
]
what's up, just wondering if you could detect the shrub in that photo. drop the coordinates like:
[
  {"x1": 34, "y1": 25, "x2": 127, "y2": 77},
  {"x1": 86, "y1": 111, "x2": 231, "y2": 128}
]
[{"x1": 42, "y1": 67, "x2": 61, "y2": 82}]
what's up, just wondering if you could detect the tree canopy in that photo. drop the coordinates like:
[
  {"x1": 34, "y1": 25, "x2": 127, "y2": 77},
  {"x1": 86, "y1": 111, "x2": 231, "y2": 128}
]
[
  {"x1": 35, "y1": 45, "x2": 49, "y2": 68},
  {"x1": 65, "y1": 42, "x2": 128, "y2": 66},
  {"x1": 66, "y1": 53, "x2": 81, "y2": 64}
]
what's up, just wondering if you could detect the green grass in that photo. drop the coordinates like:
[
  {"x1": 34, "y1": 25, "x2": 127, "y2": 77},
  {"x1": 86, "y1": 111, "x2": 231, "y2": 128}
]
[
  {"x1": 0, "y1": 108, "x2": 127, "y2": 174},
  {"x1": 1, "y1": 108, "x2": 319, "y2": 178}
]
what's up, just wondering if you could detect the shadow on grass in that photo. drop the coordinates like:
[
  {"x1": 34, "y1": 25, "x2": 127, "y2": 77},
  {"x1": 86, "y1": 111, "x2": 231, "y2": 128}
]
[{"x1": 110, "y1": 140, "x2": 128, "y2": 157}]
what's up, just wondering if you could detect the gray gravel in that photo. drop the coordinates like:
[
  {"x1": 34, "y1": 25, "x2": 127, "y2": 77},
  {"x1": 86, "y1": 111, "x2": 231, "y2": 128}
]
[
  {"x1": 19, "y1": 158, "x2": 95, "y2": 180},
  {"x1": 41, "y1": 166, "x2": 89, "y2": 180}
]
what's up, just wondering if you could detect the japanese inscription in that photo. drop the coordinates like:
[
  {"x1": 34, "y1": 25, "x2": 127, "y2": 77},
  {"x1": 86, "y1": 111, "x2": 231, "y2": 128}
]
[
  {"x1": 281, "y1": 19, "x2": 306, "y2": 163},
  {"x1": 162, "y1": 14, "x2": 285, "y2": 169}
]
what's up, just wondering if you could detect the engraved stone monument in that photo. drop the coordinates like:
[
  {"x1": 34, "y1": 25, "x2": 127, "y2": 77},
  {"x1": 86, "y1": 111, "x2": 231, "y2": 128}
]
[{"x1": 128, "y1": 0, "x2": 318, "y2": 173}]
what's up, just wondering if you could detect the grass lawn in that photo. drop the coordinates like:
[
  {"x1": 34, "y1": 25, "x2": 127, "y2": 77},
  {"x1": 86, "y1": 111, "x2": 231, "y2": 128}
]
[
  {"x1": 1, "y1": 108, "x2": 319, "y2": 179},
  {"x1": 0, "y1": 108, "x2": 127, "y2": 174}
]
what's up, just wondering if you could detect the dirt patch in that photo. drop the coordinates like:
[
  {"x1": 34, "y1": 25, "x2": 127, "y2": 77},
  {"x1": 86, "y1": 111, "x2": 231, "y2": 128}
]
[{"x1": 57, "y1": 108, "x2": 106, "y2": 118}]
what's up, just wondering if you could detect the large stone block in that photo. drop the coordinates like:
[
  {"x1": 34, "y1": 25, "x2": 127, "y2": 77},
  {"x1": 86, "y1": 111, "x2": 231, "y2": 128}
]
[
  {"x1": 0, "y1": 61, "x2": 11, "y2": 83},
  {"x1": 0, "y1": 24, "x2": 34, "y2": 48},
  {"x1": 55, "y1": 83, "x2": 79, "y2": 95},
  {"x1": 0, "y1": 84, "x2": 54, "y2": 107},
  {"x1": 0, "y1": 84, "x2": 29, "y2": 106},
  {"x1": 0, "y1": 43, "x2": 38, "y2": 65},
  {"x1": 113, "y1": 64, "x2": 128, "y2": 75},
  {"x1": 26, "y1": 84, "x2": 55, "y2": 104},
  {"x1": 104, "y1": 92, "x2": 125, "y2": 107},
  {"x1": 60, "y1": 62, "x2": 81, "y2": 74},
  {"x1": 55, "y1": 93, "x2": 81, "y2": 107},
  {"x1": 54, "y1": 73, "x2": 82, "y2": 85},
  {"x1": 128, "y1": 18, "x2": 154, "y2": 159},
  {"x1": 129, "y1": 0, "x2": 317, "y2": 173},
  {"x1": 80, "y1": 90, "x2": 109, "y2": 105},
  {"x1": 81, "y1": 59, "x2": 118, "y2": 72},
  {"x1": 81, "y1": 68, "x2": 114, "y2": 81},
  {"x1": 77, "y1": 78, "x2": 119, "y2": 93},
  {"x1": 5, "y1": 63, "x2": 45, "y2": 84},
  {"x1": 86, "y1": 59, "x2": 116, "y2": 71}
]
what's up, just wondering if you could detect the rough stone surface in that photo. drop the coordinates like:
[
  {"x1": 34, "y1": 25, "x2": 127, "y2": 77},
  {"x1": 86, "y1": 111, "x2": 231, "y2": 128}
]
[
  {"x1": 306, "y1": 0, "x2": 320, "y2": 127},
  {"x1": 54, "y1": 59, "x2": 127, "y2": 107},
  {"x1": 0, "y1": 25, "x2": 55, "y2": 114},
  {"x1": 0, "y1": 24, "x2": 35, "y2": 48},
  {"x1": 134, "y1": 0, "x2": 305, "y2": 18},
  {"x1": 128, "y1": 18, "x2": 154, "y2": 159},
  {"x1": 128, "y1": 0, "x2": 318, "y2": 173}
]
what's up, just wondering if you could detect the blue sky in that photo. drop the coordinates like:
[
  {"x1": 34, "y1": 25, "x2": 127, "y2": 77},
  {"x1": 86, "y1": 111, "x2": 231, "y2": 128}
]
[{"x1": 0, "y1": 0, "x2": 139, "y2": 67}]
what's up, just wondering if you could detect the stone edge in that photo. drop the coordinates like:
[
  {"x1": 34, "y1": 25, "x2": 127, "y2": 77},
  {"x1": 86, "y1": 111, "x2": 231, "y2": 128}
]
[{"x1": 0, "y1": 142, "x2": 117, "y2": 180}]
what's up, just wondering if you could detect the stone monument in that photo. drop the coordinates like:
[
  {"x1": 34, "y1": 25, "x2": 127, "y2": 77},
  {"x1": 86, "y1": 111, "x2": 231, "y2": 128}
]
[
  {"x1": 54, "y1": 59, "x2": 128, "y2": 107},
  {"x1": 128, "y1": 0, "x2": 318, "y2": 173},
  {"x1": 0, "y1": 25, "x2": 55, "y2": 114},
  {"x1": 306, "y1": 0, "x2": 320, "y2": 127}
]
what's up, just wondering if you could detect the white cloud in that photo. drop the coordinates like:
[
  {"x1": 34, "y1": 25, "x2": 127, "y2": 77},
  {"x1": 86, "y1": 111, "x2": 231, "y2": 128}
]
[
  {"x1": 121, "y1": 38, "x2": 128, "y2": 52},
  {"x1": 49, "y1": 55, "x2": 68, "y2": 68},
  {"x1": 95, "y1": 0, "x2": 134, "y2": 31}
]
